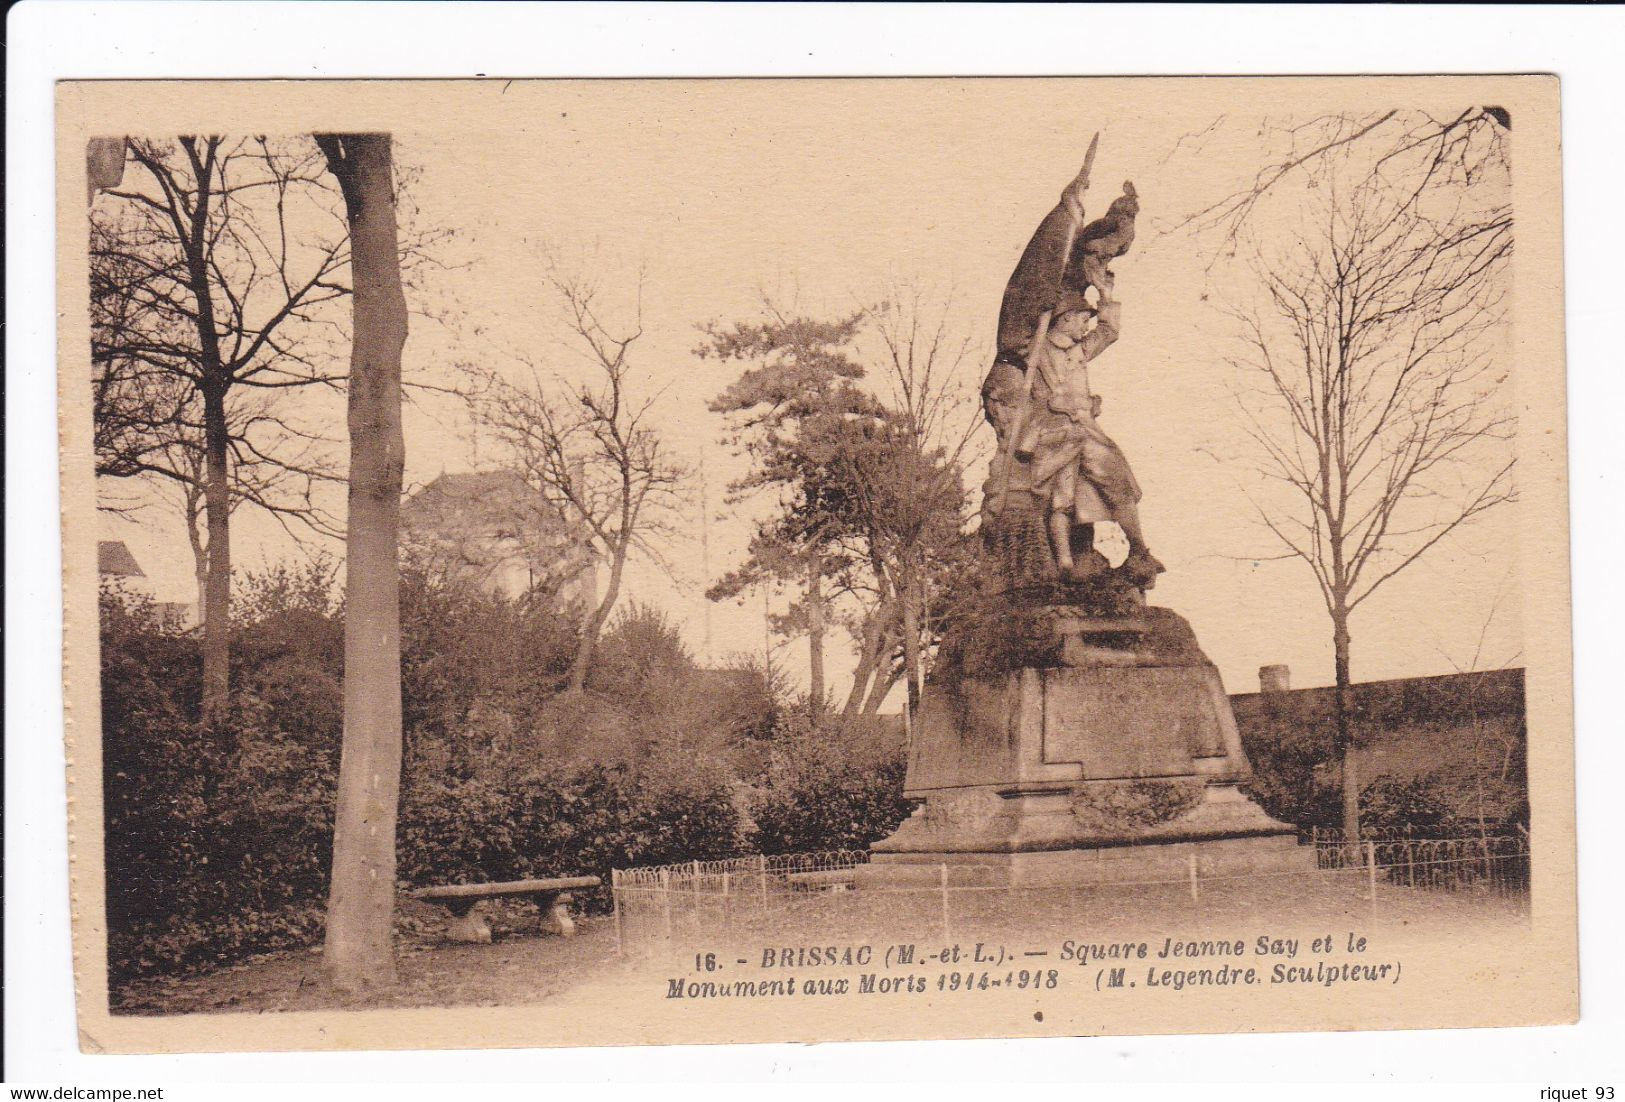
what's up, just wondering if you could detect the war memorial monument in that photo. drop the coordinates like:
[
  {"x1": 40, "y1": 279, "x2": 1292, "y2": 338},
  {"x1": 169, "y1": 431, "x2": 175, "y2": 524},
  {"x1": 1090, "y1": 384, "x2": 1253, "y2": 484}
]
[{"x1": 867, "y1": 139, "x2": 1315, "y2": 886}]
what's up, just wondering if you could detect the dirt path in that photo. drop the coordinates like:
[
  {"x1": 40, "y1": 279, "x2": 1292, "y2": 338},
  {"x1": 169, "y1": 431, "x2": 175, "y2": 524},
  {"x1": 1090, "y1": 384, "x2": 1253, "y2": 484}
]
[
  {"x1": 112, "y1": 876, "x2": 1528, "y2": 1017},
  {"x1": 112, "y1": 918, "x2": 632, "y2": 1016}
]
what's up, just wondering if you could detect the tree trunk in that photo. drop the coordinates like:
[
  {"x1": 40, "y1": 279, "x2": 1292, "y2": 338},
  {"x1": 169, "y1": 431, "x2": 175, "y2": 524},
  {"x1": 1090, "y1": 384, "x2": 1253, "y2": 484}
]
[
  {"x1": 863, "y1": 665, "x2": 902, "y2": 716},
  {"x1": 806, "y1": 555, "x2": 826, "y2": 715},
  {"x1": 184, "y1": 482, "x2": 209, "y2": 620},
  {"x1": 200, "y1": 385, "x2": 232, "y2": 721},
  {"x1": 899, "y1": 570, "x2": 924, "y2": 720},
  {"x1": 1467, "y1": 692, "x2": 1491, "y2": 846},
  {"x1": 842, "y1": 612, "x2": 885, "y2": 716},
  {"x1": 1332, "y1": 608, "x2": 1360, "y2": 842},
  {"x1": 842, "y1": 661, "x2": 874, "y2": 717},
  {"x1": 319, "y1": 133, "x2": 409, "y2": 993},
  {"x1": 567, "y1": 540, "x2": 625, "y2": 693},
  {"x1": 173, "y1": 137, "x2": 234, "y2": 725},
  {"x1": 843, "y1": 595, "x2": 897, "y2": 717}
]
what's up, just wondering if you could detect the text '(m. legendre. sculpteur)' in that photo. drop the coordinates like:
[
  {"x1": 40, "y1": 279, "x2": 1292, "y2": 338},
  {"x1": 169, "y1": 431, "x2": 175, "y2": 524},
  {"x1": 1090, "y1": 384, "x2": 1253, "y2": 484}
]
[{"x1": 865, "y1": 139, "x2": 1315, "y2": 886}]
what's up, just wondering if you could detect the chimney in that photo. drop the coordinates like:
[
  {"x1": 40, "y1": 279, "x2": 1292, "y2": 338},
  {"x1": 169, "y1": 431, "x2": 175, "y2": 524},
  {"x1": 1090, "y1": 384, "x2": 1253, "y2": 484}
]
[{"x1": 1258, "y1": 664, "x2": 1291, "y2": 694}]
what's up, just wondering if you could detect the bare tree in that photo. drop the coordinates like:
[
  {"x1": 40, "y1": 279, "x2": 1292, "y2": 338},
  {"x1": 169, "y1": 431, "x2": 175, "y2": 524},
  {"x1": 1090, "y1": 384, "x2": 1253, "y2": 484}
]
[
  {"x1": 861, "y1": 286, "x2": 984, "y2": 714},
  {"x1": 1168, "y1": 107, "x2": 1511, "y2": 254},
  {"x1": 867, "y1": 283, "x2": 984, "y2": 475},
  {"x1": 473, "y1": 268, "x2": 688, "y2": 694},
  {"x1": 399, "y1": 470, "x2": 597, "y2": 607},
  {"x1": 1225, "y1": 134, "x2": 1514, "y2": 840},
  {"x1": 1432, "y1": 580, "x2": 1524, "y2": 846},
  {"x1": 314, "y1": 132, "x2": 409, "y2": 993},
  {"x1": 93, "y1": 136, "x2": 352, "y2": 720},
  {"x1": 100, "y1": 384, "x2": 343, "y2": 614}
]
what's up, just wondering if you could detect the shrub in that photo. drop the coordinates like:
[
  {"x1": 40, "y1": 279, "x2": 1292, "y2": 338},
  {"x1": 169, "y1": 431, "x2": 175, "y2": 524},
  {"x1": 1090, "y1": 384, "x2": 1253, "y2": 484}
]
[
  {"x1": 1357, "y1": 775, "x2": 1458, "y2": 835},
  {"x1": 747, "y1": 716, "x2": 912, "y2": 854},
  {"x1": 587, "y1": 602, "x2": 693, "y2": 697},
  {"x1": 109, "y1": 720, "x2": 745, "y2": 983},
  {"x1": 398, "y1": 567, "x2": 580, "y2": 776},
  {"x1": 102, "y1": 570, "x2": 751, "y2": 984},
  {"x1": 1239, "y1": 705, "x2": 1472, "y2": 838},
  {"x1": 103, "y1": 667, "x2": 337, "y2": 981},
  {"x1": 1238, "y1": 712, "x2": 1341, "y2": 829},
  {"x1": 397, "y1": 754, "x2": 745, "y2": 913},
  {"x1": 103, "y1": 578, "x2": 341, "y2": 984},
  {"x1": 233, "y1": 552, "x2": 341, "y2": 627},
  {"x1": 99, "y1": 564, "x2": 861, "y2": 988}
]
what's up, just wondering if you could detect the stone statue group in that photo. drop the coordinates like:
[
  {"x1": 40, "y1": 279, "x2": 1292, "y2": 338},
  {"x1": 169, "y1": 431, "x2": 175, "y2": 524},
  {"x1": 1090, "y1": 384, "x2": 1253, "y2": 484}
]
[{"x1": 980, "y1": 135, "x2": 1163, "y2": 595}]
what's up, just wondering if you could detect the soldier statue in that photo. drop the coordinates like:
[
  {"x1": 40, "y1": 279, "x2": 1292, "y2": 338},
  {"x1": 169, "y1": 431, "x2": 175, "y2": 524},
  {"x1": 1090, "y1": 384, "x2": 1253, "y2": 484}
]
[{"x1": 980, "y1": 137, "x2": 1163, "y2": 594}]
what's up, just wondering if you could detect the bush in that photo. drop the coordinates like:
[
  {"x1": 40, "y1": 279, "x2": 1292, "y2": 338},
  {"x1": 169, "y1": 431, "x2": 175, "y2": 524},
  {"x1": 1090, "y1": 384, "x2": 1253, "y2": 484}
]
[
  {"x1": 1239, "y1": 706, "x2": 1473, "y2": 838},
  {"x1": 1357, "y1": 775, "x2": 1458, "y2": 835},
  {"x1": 1238, "y1": 713, "x2": 1341, "y2": 829},
  {"x1": 399, "y1": 753, "x2": 744, "y2": 913},
  {"x1": 102, "y1": 563, "x2": 913, "y2": 987},
  {"x1": 747, "y1": 716, "x2": 912, "y2": 854},
  {"x1": 586, "y1": 601, "x2": 694, "y2": 697},
  {"x1": 101, "y1": 572, "x2": 756, "y2": 984},
  {"x1": 398, "y1": 569, "x2": 580, "y2": 777},
  {"x1": 232, "y1": 553, "x2": 341, "y2": 627},
  {"x1": 489, "y1": 611, "x2": 779, "y2": 774},
  {"x1": 102, "y1": 584, "x2": 338, "y2": 984}
]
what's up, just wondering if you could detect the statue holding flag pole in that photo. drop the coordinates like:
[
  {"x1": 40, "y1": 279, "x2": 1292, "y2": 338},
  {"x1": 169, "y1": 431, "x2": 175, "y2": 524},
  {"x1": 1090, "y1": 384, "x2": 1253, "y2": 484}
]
[
  {"x1": 866, "y1": 134, "x2": 1307, "y2": 890},
  {"x1": 979, "y1": 135, "x2": 1163, "y2": 598}
]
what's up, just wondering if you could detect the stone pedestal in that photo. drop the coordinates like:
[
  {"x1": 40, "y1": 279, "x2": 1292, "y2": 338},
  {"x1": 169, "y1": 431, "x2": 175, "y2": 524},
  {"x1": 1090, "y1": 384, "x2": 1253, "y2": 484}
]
[{"x1": 867, "y1": 606, "x2": 1314, "y2": 886}]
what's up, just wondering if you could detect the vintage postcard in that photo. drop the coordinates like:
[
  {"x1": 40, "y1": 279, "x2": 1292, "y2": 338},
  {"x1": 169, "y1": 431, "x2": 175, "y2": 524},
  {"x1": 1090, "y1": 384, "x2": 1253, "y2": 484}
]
[{"x1": 58, "y1": 75, "x2": 1575, "y2": 1054}]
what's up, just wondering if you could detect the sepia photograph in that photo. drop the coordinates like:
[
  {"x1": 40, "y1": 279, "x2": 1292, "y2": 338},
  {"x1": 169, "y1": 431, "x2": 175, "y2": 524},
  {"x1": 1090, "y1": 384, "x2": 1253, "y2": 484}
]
[{"x1": 52, "y1": 73, "x2": 1575, "y2": 1055}]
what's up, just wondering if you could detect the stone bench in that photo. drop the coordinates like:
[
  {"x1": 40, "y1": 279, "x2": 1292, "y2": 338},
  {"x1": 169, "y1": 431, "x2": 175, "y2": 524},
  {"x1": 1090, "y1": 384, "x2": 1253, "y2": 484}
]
[{"x1": 411, "y1": 876, "x2": 601, "y2": 943}]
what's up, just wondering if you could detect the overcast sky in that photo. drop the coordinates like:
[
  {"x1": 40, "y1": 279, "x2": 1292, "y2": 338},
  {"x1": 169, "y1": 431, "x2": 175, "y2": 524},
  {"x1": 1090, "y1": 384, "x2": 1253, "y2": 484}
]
[{"x1": 98, "y1": 80, "x2": 1526, "y2": 700}]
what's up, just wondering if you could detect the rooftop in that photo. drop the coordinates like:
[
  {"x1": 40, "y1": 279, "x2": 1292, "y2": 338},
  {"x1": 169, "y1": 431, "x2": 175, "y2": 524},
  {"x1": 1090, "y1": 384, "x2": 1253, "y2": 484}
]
[{"x1": 97, "y1": 540, "x2": 145, "y2": 578}]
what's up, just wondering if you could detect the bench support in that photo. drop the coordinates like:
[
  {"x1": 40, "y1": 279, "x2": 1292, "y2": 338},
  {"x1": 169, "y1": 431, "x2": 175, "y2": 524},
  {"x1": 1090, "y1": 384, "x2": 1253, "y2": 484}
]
[
  {"x1": 534, "y1": 891, "x2": 576, "y2": 938},
  {"x1": 429, "y1": 892, "x2": 579, "y2": 943},
  {"x1": 443, "y1": 899, "x2": 493, "y2": 944},
  {"x1": 413, "y1": 876, "x2": 598, "y2": 943}
]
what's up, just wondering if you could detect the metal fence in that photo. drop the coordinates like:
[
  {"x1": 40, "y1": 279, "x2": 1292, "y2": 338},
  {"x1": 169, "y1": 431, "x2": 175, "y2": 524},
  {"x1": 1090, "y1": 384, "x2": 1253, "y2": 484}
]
[
  {"x1": 611, "y1": 851, "x2": 871, "y2": 951},
  {"x1": 609, "y1": 836, "x2": 1531, "y2": 956},
  {"x1": 1304, "y1": 824, "x2": 1531, "y2": 845},
  {"x1": 1316, "y1": 835, "x2": 1530, "y2": 893}
]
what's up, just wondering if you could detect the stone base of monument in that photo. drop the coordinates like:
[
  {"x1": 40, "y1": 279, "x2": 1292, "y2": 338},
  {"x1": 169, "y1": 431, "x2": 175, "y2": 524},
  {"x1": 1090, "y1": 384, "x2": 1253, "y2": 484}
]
[
  {"x1": 863, "y1": 605, "x2": 1315, "y2": 889},
  {"x1": 861, "y1": 793, "x2": 1311, "y2": 889}
]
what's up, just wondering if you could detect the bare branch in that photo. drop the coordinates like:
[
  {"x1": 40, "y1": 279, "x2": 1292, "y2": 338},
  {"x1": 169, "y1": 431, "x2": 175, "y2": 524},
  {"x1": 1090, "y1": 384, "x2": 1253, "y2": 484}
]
[{"x1": 1220, "y1": 110, "x2": 1514, "y2": 655}]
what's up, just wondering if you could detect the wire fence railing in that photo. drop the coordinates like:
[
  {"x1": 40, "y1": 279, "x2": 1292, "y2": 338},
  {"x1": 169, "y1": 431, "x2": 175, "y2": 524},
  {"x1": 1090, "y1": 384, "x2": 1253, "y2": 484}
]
[
  {"x1": 1303, "y1": 824, "x2": 1531, "y2": 845},
  {"x1": 1316, "y1": 834, "x2": 1530, "y2": 892},
  {"x1": 609, "y1": 836, "x2": 1531, "y2": 956}
]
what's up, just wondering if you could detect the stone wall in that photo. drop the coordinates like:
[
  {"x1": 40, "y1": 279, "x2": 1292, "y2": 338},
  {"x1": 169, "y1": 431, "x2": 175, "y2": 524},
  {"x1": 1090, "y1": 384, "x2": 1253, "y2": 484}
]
[{"x1": 1230, "y1": 668, "x2": 1527, "y2": 822}]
